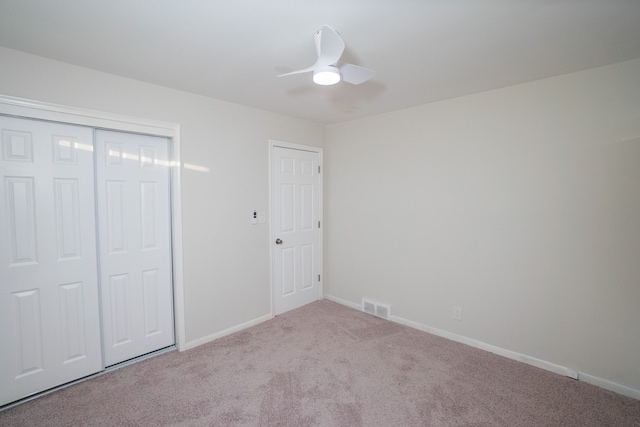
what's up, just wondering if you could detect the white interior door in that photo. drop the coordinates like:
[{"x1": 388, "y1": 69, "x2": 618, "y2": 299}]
[
  {"x1": 272, "y1": 145, "x2": 321, "y2": 315},
  {"x1": 96, "y1": 130, "x2": 174, "y2": 366},
  {"x1": 0, "y1": 116, "x2": 102, "y2": 406}
]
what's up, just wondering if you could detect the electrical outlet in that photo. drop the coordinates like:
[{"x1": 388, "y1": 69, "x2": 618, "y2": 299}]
[
  {"x1": 453, "y1": 306, "x2": 462, "y2": 321},
  {"x1": 566, "y1": 368, "x2": 579, "y2": 380}
]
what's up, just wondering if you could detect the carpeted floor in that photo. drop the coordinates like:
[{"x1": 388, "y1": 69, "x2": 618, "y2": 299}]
[{"x1": 1, "y1": 300, "x2": 639, "y2": 426}]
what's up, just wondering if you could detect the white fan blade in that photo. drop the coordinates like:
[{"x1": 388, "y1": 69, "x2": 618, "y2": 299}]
[
  {"x1": 340, "y1": 63, "x2": 375, "y2": 85},
  {"x1": 277, "y1": 65, "x2": 315, "y2": 78},
  {"x1": 317, "y1": 25, "x2": 345, "y2": 67}
]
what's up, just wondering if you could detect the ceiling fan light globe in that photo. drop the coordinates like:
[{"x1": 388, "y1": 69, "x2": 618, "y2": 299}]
[{"x1": 313, "y1": 66, "x2": 341, "y2": 85}]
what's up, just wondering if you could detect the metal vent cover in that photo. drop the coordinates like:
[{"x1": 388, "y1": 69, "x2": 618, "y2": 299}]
[
  {"x1": 363, "y1": 300, "x2": 376, "y2": 316},
  {"x1": 362, "y1": 298, "x2": 390, "y2": 320}
]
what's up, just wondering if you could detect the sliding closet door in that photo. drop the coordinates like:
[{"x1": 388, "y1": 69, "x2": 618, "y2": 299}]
[
  {"x1": 95, "y1": 130, "x2": 174, "y2": 366},
  {"x1": 0, "y1": 116, "x2": 102, "y2": 406}
]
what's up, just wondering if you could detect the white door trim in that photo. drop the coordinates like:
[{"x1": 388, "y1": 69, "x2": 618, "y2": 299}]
[
  {"x1": 0, "y1": 94, "x2": 186, "y2": 352},
  {"x1": 268, "y1": 139, "x2": 323, "y2": 316}
]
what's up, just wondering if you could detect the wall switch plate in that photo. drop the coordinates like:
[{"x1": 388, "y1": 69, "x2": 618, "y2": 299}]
[{"x1": 453, "y1": 306, "x2": 462, "y2": 321}]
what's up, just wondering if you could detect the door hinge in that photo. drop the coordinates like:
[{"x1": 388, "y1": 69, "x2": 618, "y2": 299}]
[
  {"x1": 318, "y1": 220, "x2": 321, "y2": 228},
  {"x1": 318, "y1": 165, "x2": 321, "y2": 173},
  {"x1": 318, "y1": 274, "x2": 321, "y2": 282}
]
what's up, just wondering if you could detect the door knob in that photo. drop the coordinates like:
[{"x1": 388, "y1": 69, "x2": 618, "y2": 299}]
[{"x1": 275, "y1": 238, "x2": 283, "y2": 245}]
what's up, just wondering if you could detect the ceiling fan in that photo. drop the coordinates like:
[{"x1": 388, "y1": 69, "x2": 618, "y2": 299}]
[{"x1": 278, "y1": 25, "x2": 375, "y2": 86}]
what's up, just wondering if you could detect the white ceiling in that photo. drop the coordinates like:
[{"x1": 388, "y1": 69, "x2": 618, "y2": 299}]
[{"x1": 1, "y1": 1, "x2": 640, "y2": 124}]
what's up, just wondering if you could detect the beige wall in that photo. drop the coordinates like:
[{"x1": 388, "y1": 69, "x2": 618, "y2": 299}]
[
  {"x1": 2, "y1": 45, "x2": 639, "y2": 394},
  {"x1": 325, "y1": 58, "x2": 640, "y2": 392},
  {"x1": 0, "y1": 46, "x2": 325, "y2": 345}
]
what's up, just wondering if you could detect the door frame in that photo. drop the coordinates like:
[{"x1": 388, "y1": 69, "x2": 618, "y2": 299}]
[
  {"x1": 268, "y1": 139, "x2": 323, "y2": 316},
  {"x1": 0, "y1": 94, "x2": 186, "y2": 352}
]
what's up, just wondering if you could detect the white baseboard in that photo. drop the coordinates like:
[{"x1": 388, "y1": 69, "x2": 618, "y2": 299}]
[
  {"x1": 323, "y1": 294, "x2": 361, "y2": 310},
  {"x1": 323, "y1": 293, "x2": 640, "y2": 400},
  {"x1": 389, "y1": 314, "x2": 568, "y2": 375},
  {"x1": 578, "y1": 372, "x2": 640, "y2": 400},
  {"x1": 185, "y1": 313, "x2": 273, "y2": 350}
]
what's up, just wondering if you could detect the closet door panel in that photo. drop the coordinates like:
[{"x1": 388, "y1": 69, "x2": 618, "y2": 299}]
[
  {"x1": 96, "y1": 130, "x2": 174, "y2": 366},
  {"x1": 0, "y1": 116, "x2": 102, "y2": 406}
]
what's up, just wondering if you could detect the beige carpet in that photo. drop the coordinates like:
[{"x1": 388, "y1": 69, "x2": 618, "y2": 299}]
[{"x1": 1, "y1": 300, "x2": 639, "y2": 426}]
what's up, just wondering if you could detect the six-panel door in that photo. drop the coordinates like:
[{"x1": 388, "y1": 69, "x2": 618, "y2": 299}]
[
  {"x1": 0, "y1": 117, "x2": 176, "y2": 406},
  {"x1": 95, "y1": 130, "x2": 174, "y2": 367},
  {"x1": 0, "y1": 117, "x2": 102, "y2": 406},
  {"x1": 272, "y1": 146, "x2": 320, "y2": 315}
]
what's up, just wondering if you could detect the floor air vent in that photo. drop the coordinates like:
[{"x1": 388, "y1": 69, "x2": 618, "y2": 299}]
[{"x1": 362, "y1": 298, "x2": 391, "y2": 320}]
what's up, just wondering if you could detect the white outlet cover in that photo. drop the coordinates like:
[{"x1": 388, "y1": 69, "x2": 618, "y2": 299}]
[
  {"x1": 453, "y1": 306, "x2": 462, "y2": 320},
  {"x1": 566, "y1": 368, "x2": 579, "y2": 380}
]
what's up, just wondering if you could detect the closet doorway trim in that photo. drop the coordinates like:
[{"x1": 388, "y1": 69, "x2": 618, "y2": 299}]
[{"x1": 0, "y1": 94, "x2": 186, "y2": 352}]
